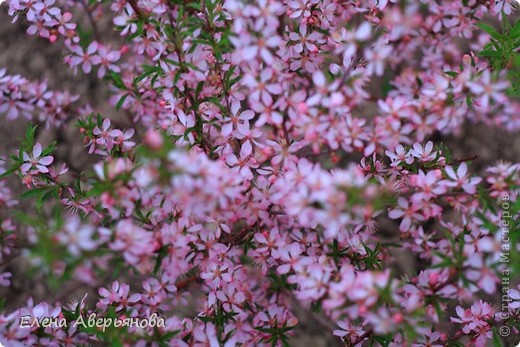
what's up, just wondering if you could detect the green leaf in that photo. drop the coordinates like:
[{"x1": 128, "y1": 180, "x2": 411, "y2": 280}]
[
  {"x1": 36, "y1": 188, "x2": 57, "y2": 211},
  {"x1": 136, "y1": 64, "x2": 164, "y2": 84},
  {"x1": 492, "y1": 328, "x2": 505, "y2": 347},
  {"x1": 478, "y1": 49, "x2": 501, "y2": 58},
  {"x1": 25, "y1": 123, "x2": 37, "y2": 148},
  {"x1": 501, "y1": 11, "x2": 512, "y2": 32},
  {"x1": 444, "y1": 71, "x2": 459, "y2": 77},
  {"x1": 510, "y1": 19, "x2": 520, "y2": 39},
  {"x1": 41, "y1": 142, "x2": 57, "y2": 156},
  {"x1": 0, "y1": 167, "x2": 18, "y2": 180},
  {"x1": 116, "y1": 94, "x2": 129, "y2": 111},
  {"x1": 186, "y1": 2, "x2": 201, "y2": 10},
  {"x1": 20, "y1": 187, "x2": 51, "y2": 199},
  {"x1": 476, "y1": 23, "x2": 503, "y2": 41},
  {"x1": 110, "y1": 71, "x2": 126, "y2": 90},
  {"x1": 159, "y1": 330, "x2": 180, "y2": 342}
]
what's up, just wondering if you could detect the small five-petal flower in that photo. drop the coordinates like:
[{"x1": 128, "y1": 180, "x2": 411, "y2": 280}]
[{"x1": 21, "y1": 143, "x2": 54, "y2": 174}]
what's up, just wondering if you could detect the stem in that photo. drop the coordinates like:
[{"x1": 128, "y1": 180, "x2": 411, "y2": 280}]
[
  {"x1": 349, "y1": 329, "x2": 373, "y2": 346},
  {"x1": 448, "y1": 155, "x2": 478, "y2": 165},
  {"x1": 0, "y1": 253, "x2": 21, "y2": 268},
  {"x1": 167, "y1": 6, "x2": 215, "y2": 159},
  {"x1": 128, "y1": 0, "x2": 143, "y2": 19},
  {"x1": 79, "y1": 0, "x2": 101, "y2": 42},
  {"x1": 54, "y1": 280, "x2": 93, "y2": 304},
  {"x1": 175, "y1": 274, "x2": 199, "y2": 290}
]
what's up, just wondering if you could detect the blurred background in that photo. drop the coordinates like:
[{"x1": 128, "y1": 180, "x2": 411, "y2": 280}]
[{"x1": 0, "y1": 5, "x2": 519, "y2": 346}]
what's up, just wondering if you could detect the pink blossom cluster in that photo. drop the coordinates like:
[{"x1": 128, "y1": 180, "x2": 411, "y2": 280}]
[
  {"x1": 7, "y1": 0, "x2": 75, "y2": 43},
  {"x1": 18, "y1": 142, "x2": 67, "y2": 188},
  {"x1": 0, "y1": 0, "x2": 519, "y2": 346},
  {"x1": 0, "y1": 218, "x2": 16, "y2": 288},
  {"x1": 0, "y1": 159, "x2": 17, "y2": 289},
  {"x1": 0, "y1": 68, "x2": 81, "y2": 126},
  {"x1": 7, "y1": 0, "x2": 122, "y2": 78}
]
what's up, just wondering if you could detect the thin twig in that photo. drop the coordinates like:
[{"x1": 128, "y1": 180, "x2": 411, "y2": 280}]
[
  {"x1": 349, "y1": 329, "x2": 373, "y2": 346},
  {"x1": 449, "y1": 154, "x2": 478, "y2": 165},
  {"x1": 175, "y1": 274, "x2": 199, "y2": 290},
  {"x1": 128, "y1": 0, "x2": 143, "y2": 19},
  {"x1": 0, "y1": 253, "x2": 21, "y2": 268},
  {"x1": 79, "y1": 0, "x2": 101, "y2": 42}
]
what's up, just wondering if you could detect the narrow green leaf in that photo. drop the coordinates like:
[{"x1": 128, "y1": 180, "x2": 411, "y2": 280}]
[
  {"x1": 116, "y1": 94, "x2": 129, "y2": 111},
  {"x1": 476, "y1": 23, "x2": 503, "y2": 41}
]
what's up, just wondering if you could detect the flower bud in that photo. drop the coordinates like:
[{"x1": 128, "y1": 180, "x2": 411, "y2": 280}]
[{"x1": 144, "y1": 129, "x2": 163, "y2": 150}]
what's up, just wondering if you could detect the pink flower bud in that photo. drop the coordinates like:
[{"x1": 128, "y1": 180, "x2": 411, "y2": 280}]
[
  {"x1": 392, "y1": 312, "x2": 404, "y2": 324},
  {"x1": 429, "y1": 272, "x2": 439, "y2": 286},
  {"x1": 144, "y1": 129, "x2": 163, "y2": 150}
]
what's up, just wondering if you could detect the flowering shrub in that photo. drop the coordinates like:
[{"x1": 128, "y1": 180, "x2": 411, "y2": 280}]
[{"x1": 0, "y1": 0, "x2": 519, "y2": 346}]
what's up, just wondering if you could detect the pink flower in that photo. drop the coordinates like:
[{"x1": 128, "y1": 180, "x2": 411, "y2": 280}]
[
  {"x1": 333, "y1": 320, "x2": 365, "y2": 346},
  {"x1": 364, "y1": 43, "x2": 392, "y2": 76},
  {"x1": 113, "y1": 4, "x2": 138, "y2": 35},
  {"x1": 112, "y1": 128, "x2": 136, "y2": 152},
  {"x1": 287, "y1": 0, "x2": 318, "y2": 19},
  {"x1": 221, "y1": 101, "x2": 254, "y2": 137},
  {"x1": 441, "y1": 163, "x2": 482, "y2": 194},
  {"x1": 467, "y1": 70, "x2": 509, "y2": 109},
  {"x1": 411, "y1": 330, "x2": 446, "y2": 347},
  {"x1": 451, "y1": 300, "x2": 495, "y2": 346},
  {"x1": 3, "y1": 1, "x2": 520, "y2": 346},
  {"x1": 289, "y1": 24, "x2": 323, "y2": 53},
  {"x1": 95, "y1": 45, "x2": 121, "y2": 78},
  {"x1": 56, "y1": 215, "x2": 98, "y2": 256},
  {"x1": 331, "y1": 23, "x2": 372, "y2": 67},
  {"x1": 93, "y1": 118, "x2": 121, "y2": 151},
  {"x1": 509, "y1": 287, "x2": 520, "y2": 311},
  {"x1": 422, "y1": 73, "x2": 450, "y2": 100},
  {"x1": 232, "y1": 32, "x2": 282, "y2": 65},
  {"x1": 0, "y1": 272, "x2": 12, "y2": 287},
  {"x1": 492, "y1": 0, "x2": 516, "y2": 16},
  {"x1": 411, "y1": 169, "x2": 447, "y2": 200},
  {"x1": 388, "y1": 197, "x2": 425, "y2": 231},
  {"x1": 215, "y1": 283, "x2": 246, "y2": 312},
  {"x1": 110, "y1": 219, "x2": 157, "y2": 269},
  {"x1": 20, "y1": 143, "x2": 54, "y2": 174},
  {"x1": 242, "y1": 68, "x2": 282, "y2": 105},
  {"x1": 277, "y1": 242, "x2": 307, "y2": 274},
  {"x1": 386, "y1": 144, "x2": 414, "y2": 167},
  {"x1": 98, "y1": 281, "x2": 141, "y2": 311},
  {"x1": 55, "y1": 11, "x2": 76, "y2": 36},
  {"x1": 409, "y1": 141, "x2": 436, "y2": 162},
  {"x1": 464, "y1": 254, "x2": 498, "y2": 294},
  {"x1": 200, "y1": 262, "x2": 233, "y2": 289},
  {"x1": 68, "y1": 42, "x2": 101, "y2": 74}
]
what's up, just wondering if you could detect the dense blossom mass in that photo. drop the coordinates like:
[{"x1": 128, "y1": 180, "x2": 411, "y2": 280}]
[{"x1": 0, "y1": 0, "x2": 519, "y2": 346}]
